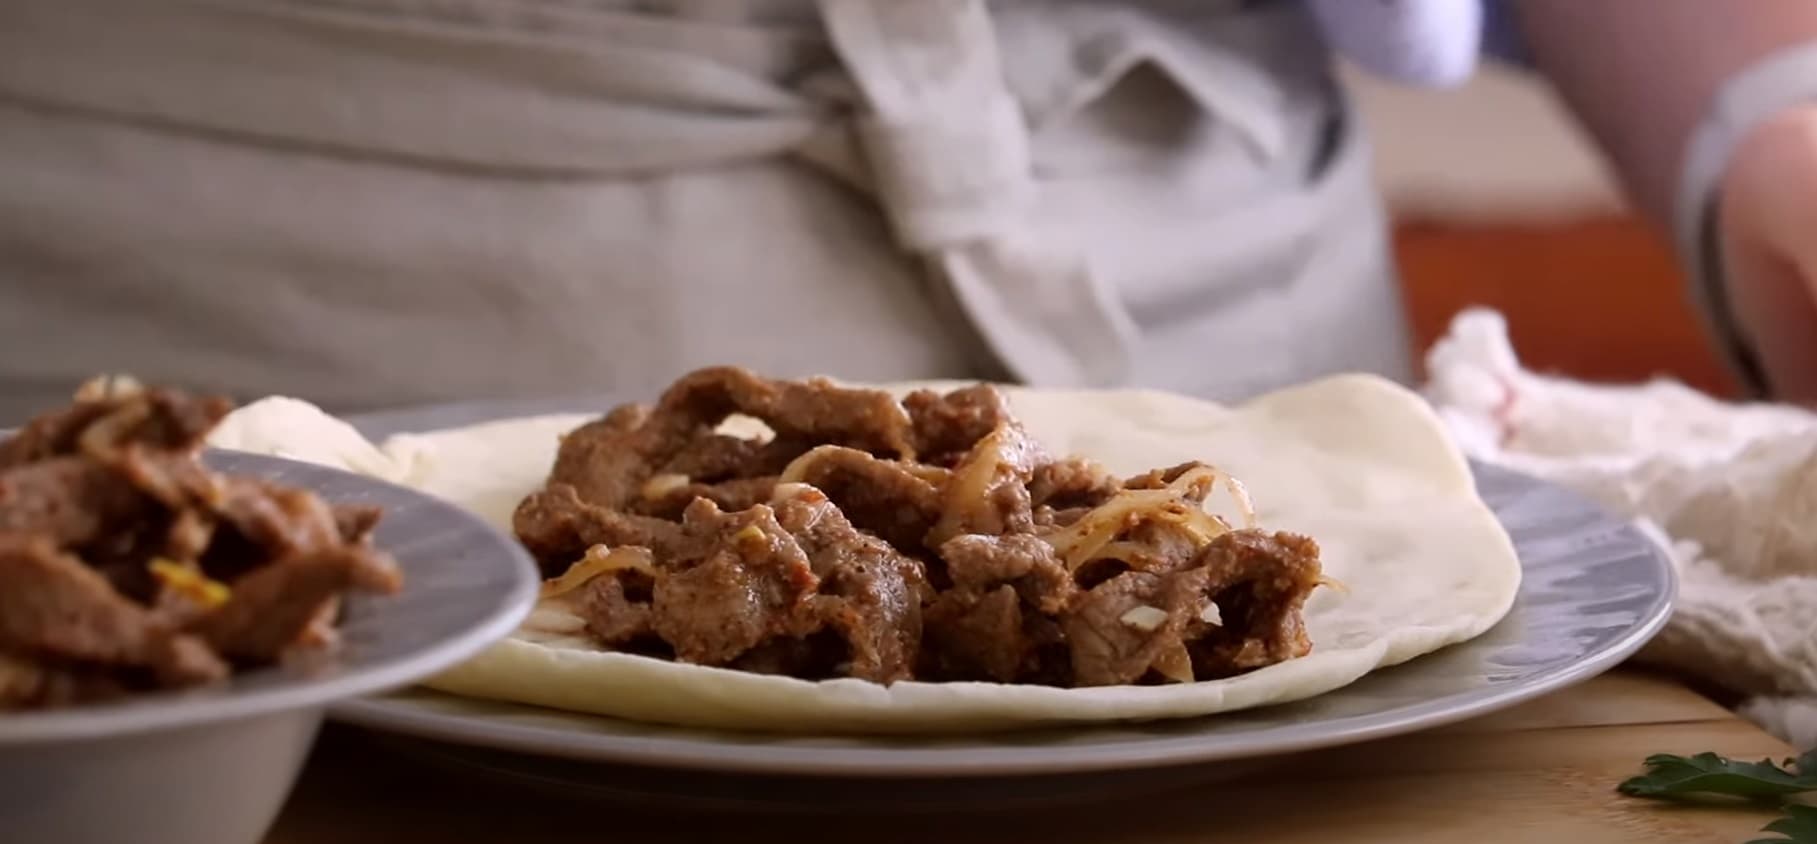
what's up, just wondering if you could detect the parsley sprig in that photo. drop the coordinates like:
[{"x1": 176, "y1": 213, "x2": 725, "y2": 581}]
[{"x1": 1619, "y1": 751, "x2": 1817, "y2": 843}]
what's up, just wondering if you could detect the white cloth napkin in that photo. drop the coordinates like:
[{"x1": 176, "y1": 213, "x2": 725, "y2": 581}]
[{"x1": 1422, "y1": 308, "x2": 1817, "y2": 749}]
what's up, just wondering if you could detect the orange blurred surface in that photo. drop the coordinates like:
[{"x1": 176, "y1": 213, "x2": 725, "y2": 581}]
[{"x1": 1393, "y1": 214, "x2": 1740, "y2": 398}]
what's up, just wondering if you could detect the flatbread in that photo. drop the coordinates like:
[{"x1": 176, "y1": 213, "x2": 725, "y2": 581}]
[{"x1": 208, "y1": 374, "x2": 1521, "y2": 733}]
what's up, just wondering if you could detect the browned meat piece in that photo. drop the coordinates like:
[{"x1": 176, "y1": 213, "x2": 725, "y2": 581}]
[
  {"x1": 546, "y1": 403, "x2": 660, "y2": 510},
  {"x1": 213, "y1": 478, "x2": 343, "y2": 557},
  {"x1": 513, "y1": 484, "x2": 689, "y2": 575},
  {"x1": 655, "y1": 367, "x2": 916, "y2": 459},
  {"x1": 922, "y1": 585, "x2": 1026, "y2": 682},
  {"x1": 0, "y1": 388, "x2": 232, "y2": 469},
  {"x1": 0, "y1": 458, "x2": 155, "y2": 550},
  {"x1": 188, "y1": 547, "x2": 403, "y2": 662},
  {"x1": 771, "y1": 484, "x2": 927, "y2": 683},
  {"x1": 650, "y1": 504, "x2": 820, "y2": 666},
  {"x1": 575, "y1": 572, "x2": 657, "y2": 648},
  {"x1": 926, "y1": 422, "x2": 1043, "y2": 546},
  {"x1": 1029, "y1": 457, "x2": 1122, "y2": 510},
  {"x1": 903, "y1": 384, "x2": 1012, "y2": 462},
  {"x1": 655, "y1": 433, "x2": 806, "y2": 483},
  {"x1": 332, "y1": 504, "x2": 384, "y2": 544},
  {"x1": 778, "y1": 446, "x2": 943, "y2": 554},
  {"x1": 937, "y1": 533, "x2": 1074, "y2": 613},
  {"x1": 1185, "y1": 530, "x2": 1322, "y2": 677},
  {"x1": 628, "y1": 475, "x2": 780, "y2": 521},
  {"x1": 1061, "y1": 567, "x2": 1207, "y2": 687},
  {"x1": 549, "y1": 367, "x2": 916, "y2": 511},
  {"x1": 1123, "y1": 461, "x2": 1216, "y2": 504},
  {"x1": 0, "y1": 537, "x2": 227, "y2": 686},
  {"x1": 0, "y1": 650, "x2": 129, "y2": 710}
]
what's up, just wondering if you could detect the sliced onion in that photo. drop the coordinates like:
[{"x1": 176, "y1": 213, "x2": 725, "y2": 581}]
[
  {"x1": 540, "y1": 545, "x2": 656, "y2": 599},
  {"x1": 640, "y1": 473, "x2": 691, "y2": 500},
  {"x1": 1119, "y1": 605, "x2": 1169, "y2": 632}
]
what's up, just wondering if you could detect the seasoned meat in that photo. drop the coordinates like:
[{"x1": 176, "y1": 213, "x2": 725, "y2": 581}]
[
  {"x1": 926, "y1": 422, "x2": 1042, "y2": 546},
  {"x1": 549, "y1": 367, "x2": 916, "y2": 511},
  {"x1": 778, "y1": 446, "x2": 943, "y2": 554},
  {"x1": 938, "y1": 533, "x2": 1074, "y2": 614},
  {"x1": 1185, "y1": 530, "x2": 1323, "y2": 677},
  {"x1": 903, "y1": 384, "x2": 1012, "y2": 463},
  {"x1": 517, "y1": 369, "x2": 1327, "y2": 691},
  {"x1": 650, "y1": 504, "x2": 819, "y2": 666},
  {"x1": 1061, "y1": 568, "x2": 1205, "y2": 687},
  {"x1": 0, "y1": 381, "x2": 402, "y2": 710},
  {"x1": 1029, "y1": 457, "x2": 1121, "y2": 510},
  {"x1": 772, "y1": 484, "x2": 927, "y2": 683},
  {"x1": 0, "y1": 458, "x2": 156, "y2": 549},
  {"x1": 628, "y1": 475, "x2": 779, "y2": 521},
  {"x1": 514, "y1": 484, "x2": 688, "y2": 574},
  {"x1": 0, "y1": 388, "x2": 231, "y2": 469},
  {"x1": 1123, "y1": 461, "x2": 1218, "y2": 504},
  {"x1": 0, "y1": 650, "x2": 129, "y2": 710},
  {"x1": 656, "y1": 367, "x2": 916, "y2": 459},
  {"x1": 575, "y1": 573, "x2": 656, "y2": 648},
  {"x1": 0, "y1": 537, "x2": 227, "y2": 686},
  {"x1": 923, "y1": 585, "x2": 1026, "y2": 682},
  {"x1": 187, "y1": 547, "x2": 402, "y2": 662},
  {"x1": 655, "y1": 433, "x2": 805, "y2": 483}
]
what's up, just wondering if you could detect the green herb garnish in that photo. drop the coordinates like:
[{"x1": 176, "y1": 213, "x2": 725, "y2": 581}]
[{"x1": 1619, "y1": 751, "x2": 1817, "y2": 843}]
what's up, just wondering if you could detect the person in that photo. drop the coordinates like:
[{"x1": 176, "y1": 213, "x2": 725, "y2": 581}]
[{"x1": 1, "y1": 0, "x2": 1814, "y2": 424}]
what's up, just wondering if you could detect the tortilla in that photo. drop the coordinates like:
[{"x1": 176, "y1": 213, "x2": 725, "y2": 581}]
[{"x1": 208, "y1": 374, "x2": 1521, "y2": 733}]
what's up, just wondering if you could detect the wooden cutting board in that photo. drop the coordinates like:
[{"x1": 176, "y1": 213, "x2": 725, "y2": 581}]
[{"x1": 266, "y1": 670, "x2": 1794, "y2": 844}]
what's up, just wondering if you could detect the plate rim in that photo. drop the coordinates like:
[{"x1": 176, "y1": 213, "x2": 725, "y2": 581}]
[
  {"x1": 0, "y1": 449, "x2": 542, "y2": 745},
  {"x1": 327, "y1": 461, "x2": 1678, "y2": 777}
]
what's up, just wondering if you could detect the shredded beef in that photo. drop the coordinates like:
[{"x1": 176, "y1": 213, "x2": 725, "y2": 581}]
[
  {"x1": 519, "y1": 367, "x2": 1325, "y2": 690},
  {"x1": 0, "y1": 382, "x2": 402, "y2": 709}
]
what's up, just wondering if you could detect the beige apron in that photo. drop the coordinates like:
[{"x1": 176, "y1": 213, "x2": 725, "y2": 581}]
[{"x1": 0, "y1": 0, "x2": 1411, "y2": 423}]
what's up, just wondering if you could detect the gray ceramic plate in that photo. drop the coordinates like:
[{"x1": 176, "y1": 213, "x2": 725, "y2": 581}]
[
  {"x1": 0, "y1": 451, "x2": 541, "y2": 745},
  {"x1": 0, "y1": 451, "x2": 542, "y2": 844},
  {"x1": 327, "y1": 400, "x2": 1677, "y2": 790}
]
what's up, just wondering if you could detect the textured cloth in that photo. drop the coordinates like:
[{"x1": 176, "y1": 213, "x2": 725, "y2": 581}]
[
  {"x1": 0, "y1": 0, "x2": 1409, "y2": 424},
  {"x1": 1423, "y1": 308, "x2": 1817, "y2": 749}
]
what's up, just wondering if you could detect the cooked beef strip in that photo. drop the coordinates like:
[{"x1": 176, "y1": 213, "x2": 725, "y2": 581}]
[
  {"x1": 926, "y1": 421, "x2": 1042, "y2": 547},
  {"x1": 1185, "y1": 530, "x2": 1322, "y2": 677},
  {"x1": 655, "y1": 433, "x2": 806, "y2": 483},
  {"x1": 770, "y1": 484, "x2": 927, "y2": 683},
  {"x1": 656, "y1": 367, "x2": 917, "y2": 459},
  {"x1": 0, "y1": 649, "x2": 129, "y2": 710},
  {"x1": 0, "y1": 458, "x2": 155, "y2": 550},
  {"x1": 779, "y1": 446, "x2": 944, "y2": 554},
  {"x1": 937, "y1": 533, "x2": 1074, "y2": 614},
  {"x1": 0, "y1": 536, "x2": 228, "y2": 686},
  {"x1": 903, "y1": 384, "x2": 1011, "y2": 463},
  {"x1": 628, "y1": 475, "x2": 779, "y2": 521},
  {"x1": 650, "y1": 504, "x2": 820, "y2": 666},
  {"x1": 514, "y1": 484, "x2": 689, "y2": 575},
  {"x1": 922, "y1": 585, "x2": 1027, "y2": 682},
  {"x1": 0, "y1": 389, "x2": 231, "y2": 469},
  {"x1": 1123, "y1": 461, "x2": 1216, "y2": 503},
  {"x1": 575, "y1": 572, "x2": 657, "y2": 647},
  {"x1": 188, "y1": 547, "x2": 402, "y2": 663},
  {"x1": 546, "y1": 403, "x2": 659, "y2": 509},
  {"x1": 550, "y1": 367, "x2": 917, "y2": 511},
  {"x1": 1029, "y1": 457, "x2": 1122, "y2": 511},
  {"x1": 1061, "y1": 567, "x2": 1207, "y2": 687}
]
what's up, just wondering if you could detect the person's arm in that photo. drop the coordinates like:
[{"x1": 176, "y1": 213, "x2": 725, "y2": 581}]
[{"x1": 1513, "y1": 1, "x2": 1817, "y2": 399}]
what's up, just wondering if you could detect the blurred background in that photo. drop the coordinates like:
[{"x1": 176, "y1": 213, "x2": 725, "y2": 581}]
[{"x1": 1348, "y1": 61, "x2": 1740, "y2": 398}]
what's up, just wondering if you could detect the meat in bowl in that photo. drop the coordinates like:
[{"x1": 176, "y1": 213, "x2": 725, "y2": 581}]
[{"x1": 0, "y1": 379, "x2": 401, "y2": 710}]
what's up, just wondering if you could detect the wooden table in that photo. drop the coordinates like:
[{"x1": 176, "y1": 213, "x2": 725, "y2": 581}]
[{"x1": 267, "y1": 670, "x2": 1795, "y2": 844}]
